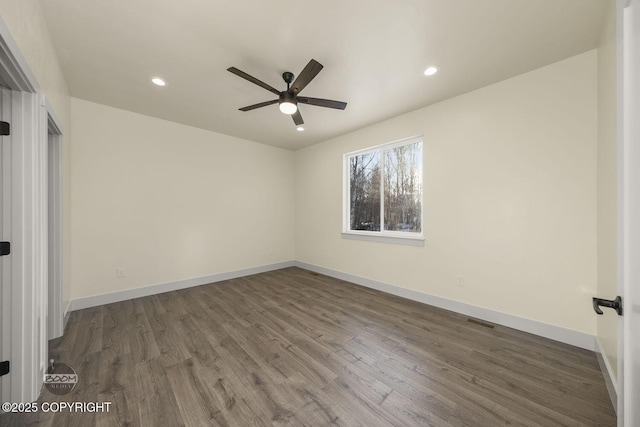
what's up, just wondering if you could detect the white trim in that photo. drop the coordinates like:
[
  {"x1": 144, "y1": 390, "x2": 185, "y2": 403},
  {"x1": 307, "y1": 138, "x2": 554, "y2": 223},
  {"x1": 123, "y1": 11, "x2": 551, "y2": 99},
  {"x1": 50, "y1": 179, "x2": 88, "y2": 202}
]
[
  {"x1": 341, "y1": 232, "x2": 424, "y2": 246},
  {"x1": 63, "y1": 300, "x2": 71, "y2": 330},
  {"x1": 616, "y1": 2, "x2": 626, "y2": 423},
  {"x1": 343, "y1": 134, "x2": 424, "y2": 157},
  {"x1": 294, "y1": 261, "x2": 596, "y2": 351},
  {"x1": 45, "y1": 98, "x2": 63, "y2": 134},
  {"x1": 596, "y1": 337, "x2": 618, "y2": 412},
  {"x1": 621, "y1": 2, "x2": 640, "y2": 425},
  {"x1": 69, "y1": 261, "x2": 296, "y2": 311}
]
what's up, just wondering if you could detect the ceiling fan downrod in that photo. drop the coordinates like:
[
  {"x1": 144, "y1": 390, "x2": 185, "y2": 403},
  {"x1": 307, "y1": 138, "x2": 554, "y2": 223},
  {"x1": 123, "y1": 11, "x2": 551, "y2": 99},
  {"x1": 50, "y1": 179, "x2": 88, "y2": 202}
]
[{"x1": 282, "y1": 72, "x2": 294, "y2": 91}]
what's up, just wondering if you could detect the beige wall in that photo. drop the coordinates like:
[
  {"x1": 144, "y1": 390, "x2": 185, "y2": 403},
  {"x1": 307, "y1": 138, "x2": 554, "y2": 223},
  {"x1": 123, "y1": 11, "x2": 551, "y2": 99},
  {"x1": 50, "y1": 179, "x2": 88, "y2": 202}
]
[
  {"x1": 596, "y1": 0, "x2": 618, "y2": 380},
  {"x1": 0, "y1": 0, "x2": 72, "y2": 308},
  {"x1": 0, "y1": 0, "x2": 69, "y2": 126},
  {"x1": 295, "y1": 51, "x2": 598, "y2": 335},
  {"x1": 69, "y1": 98, "x2": 294, "y2": 299}
]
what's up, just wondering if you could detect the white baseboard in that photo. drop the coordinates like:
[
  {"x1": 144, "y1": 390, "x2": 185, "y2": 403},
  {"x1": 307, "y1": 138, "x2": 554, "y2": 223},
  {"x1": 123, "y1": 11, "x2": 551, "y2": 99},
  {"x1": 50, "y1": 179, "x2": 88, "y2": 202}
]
[
  {"x1": 68, "y1": 260, "x2": 596, "y2": 352},
  {"x1": 293, "y1": 261, "x2": 596, "y2": 351},
  {"x1": 595, "y1": 337, "x2": 618, "y2": 412},
  {"x1": 69, "y1": 261, "x2": 296, "y2": 311},
  {"x1": 63, "y1": 300, "x2": 72, "y2": 330}
]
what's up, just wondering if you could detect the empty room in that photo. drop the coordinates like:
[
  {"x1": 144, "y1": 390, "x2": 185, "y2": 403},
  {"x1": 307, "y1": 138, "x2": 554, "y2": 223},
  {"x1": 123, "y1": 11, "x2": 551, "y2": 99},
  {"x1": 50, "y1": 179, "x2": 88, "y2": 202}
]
[{"x1": 1, "y1": 0, "x2": 639, "y2": 426}]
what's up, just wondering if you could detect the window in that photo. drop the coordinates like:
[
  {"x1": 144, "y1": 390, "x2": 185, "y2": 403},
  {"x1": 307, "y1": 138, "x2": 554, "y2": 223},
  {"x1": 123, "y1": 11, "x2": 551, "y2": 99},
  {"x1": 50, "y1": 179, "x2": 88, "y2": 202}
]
[{"x1": 343, "y1": 136, "x2": 423, "y2": 244}]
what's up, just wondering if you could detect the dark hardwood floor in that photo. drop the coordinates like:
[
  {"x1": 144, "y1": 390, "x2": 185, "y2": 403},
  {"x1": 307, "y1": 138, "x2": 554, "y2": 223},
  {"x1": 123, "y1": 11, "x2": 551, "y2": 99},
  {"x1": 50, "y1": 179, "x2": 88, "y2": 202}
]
[{"x1": 2, "y1": 267, "x2": 615, "y2": 426}]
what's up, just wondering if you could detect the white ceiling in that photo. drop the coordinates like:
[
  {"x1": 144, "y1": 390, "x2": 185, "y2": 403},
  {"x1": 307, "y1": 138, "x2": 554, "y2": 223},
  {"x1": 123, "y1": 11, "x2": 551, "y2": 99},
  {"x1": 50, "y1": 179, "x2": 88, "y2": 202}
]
[{"x1": 39, "y1": 0, "x2": 609, "y2": 150}]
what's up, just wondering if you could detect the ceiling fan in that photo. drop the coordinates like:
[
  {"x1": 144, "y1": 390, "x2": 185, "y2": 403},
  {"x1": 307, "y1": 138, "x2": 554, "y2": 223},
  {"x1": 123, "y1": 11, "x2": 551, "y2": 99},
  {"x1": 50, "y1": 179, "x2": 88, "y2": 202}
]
[{"x1": 227, "y1": 59, "x2": 347, "y2": 127}]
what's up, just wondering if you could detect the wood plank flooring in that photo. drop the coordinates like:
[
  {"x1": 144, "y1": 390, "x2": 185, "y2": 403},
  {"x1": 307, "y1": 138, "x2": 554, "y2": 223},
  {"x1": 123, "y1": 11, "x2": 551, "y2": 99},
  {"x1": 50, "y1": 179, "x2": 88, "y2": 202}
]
[{"x1": 2, "y1": 267, "x2": 615, "y2": 426}]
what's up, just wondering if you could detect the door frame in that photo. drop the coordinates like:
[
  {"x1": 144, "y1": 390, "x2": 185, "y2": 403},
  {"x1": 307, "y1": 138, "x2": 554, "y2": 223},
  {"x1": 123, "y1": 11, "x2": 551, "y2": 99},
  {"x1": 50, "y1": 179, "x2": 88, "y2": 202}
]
[
  {"x1": 0, "y1": 17, "x2": 62, "y2": 403},
  {"x1": 47, "y1": 104, "x2": 63, "y2": 340},
  {"x1": 618, "y1": 0, "x2": 640, "y2": 425}
]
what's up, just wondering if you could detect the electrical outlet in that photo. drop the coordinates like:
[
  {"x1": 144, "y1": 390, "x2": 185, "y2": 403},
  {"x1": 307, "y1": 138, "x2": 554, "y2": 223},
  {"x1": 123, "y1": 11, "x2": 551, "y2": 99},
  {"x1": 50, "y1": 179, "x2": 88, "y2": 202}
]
[
  {"x1": 116, "y1": 268, "x2": 126, "y2": 278},
  {"x1": 456, "y1": 276, "x2": 464, "y2": 287}
]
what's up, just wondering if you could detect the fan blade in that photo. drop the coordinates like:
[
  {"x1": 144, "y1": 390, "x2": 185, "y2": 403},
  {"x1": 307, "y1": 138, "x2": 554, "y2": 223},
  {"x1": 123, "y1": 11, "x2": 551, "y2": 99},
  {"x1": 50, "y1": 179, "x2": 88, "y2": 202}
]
[
  {"x1": 239, "y1": 99, "x2": 279, "y2": 111},
  {"x1": 292, "y1": 109, "x2": 304, "y2": 126},
  {"x1": 298, "y1": 97, "x2": 347, "y2": 110},
  {"x1": 228, "y1": 67, "x2": 280, "y2": 95},
  {"x1": 290, "y1": 59, "x2": 323, "y2": 94}
]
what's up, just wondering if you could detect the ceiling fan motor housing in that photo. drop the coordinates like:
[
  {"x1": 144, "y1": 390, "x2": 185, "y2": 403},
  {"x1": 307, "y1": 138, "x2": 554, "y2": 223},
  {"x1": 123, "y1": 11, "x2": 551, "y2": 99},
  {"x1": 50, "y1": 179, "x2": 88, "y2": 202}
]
[
  {"x1": 282, "y1": 71, "x2": 295, "y2": 86},
  {"x1": 279, "y1": 91, "x2": 297, "y2": 106}
]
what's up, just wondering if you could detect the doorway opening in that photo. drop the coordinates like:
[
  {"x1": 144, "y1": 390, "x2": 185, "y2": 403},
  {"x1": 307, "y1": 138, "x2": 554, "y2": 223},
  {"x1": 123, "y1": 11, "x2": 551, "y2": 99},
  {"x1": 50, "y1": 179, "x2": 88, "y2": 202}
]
[{"x1": 47, "y1": 113, "x2": 63, "y2": 340}]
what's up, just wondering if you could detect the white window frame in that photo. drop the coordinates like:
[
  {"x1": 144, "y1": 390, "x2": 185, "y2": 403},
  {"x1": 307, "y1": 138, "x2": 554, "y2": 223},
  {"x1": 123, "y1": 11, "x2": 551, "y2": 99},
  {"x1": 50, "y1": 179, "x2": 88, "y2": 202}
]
[{"x1": 342, "y1": 135, "x2": 425, "y2": 246}]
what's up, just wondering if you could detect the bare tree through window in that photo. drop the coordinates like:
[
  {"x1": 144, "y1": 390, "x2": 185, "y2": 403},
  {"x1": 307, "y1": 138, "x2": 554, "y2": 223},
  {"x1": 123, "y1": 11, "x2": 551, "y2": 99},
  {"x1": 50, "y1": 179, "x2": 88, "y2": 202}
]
[
  {"x1": 347, "y1": 138, "x2": 422, "y2": 235},
  {"x1": 350, "y1": 151, "x2": 380, "y2": 230}
]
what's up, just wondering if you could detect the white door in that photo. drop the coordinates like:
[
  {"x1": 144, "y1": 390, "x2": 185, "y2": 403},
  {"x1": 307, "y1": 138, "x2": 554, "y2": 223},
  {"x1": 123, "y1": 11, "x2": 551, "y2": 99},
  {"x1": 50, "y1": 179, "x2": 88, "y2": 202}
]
[
  {"x1": 620, "y1": 1, "x2": 640, "y2": 425},
  {"x1": 0, "y1": 87, "x2": 12, "y2": 406}
]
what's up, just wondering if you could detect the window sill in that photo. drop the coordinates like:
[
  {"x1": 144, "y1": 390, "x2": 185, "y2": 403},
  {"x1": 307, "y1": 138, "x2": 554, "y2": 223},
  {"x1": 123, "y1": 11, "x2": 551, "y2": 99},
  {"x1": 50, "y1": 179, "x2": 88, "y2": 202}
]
[{"x1": 341, "y1": 231, "x2": 425, "y2": 246}]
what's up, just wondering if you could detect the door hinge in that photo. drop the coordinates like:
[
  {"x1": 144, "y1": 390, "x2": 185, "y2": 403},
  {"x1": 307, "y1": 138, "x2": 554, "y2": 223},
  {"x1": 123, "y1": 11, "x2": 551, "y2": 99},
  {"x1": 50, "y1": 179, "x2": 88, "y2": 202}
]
[
  {"x1": 0, "y1": 121, "x2": 9, "y2": 136},
  {"x1": 0, "y1": 241, "x2": 9, "y2": 256},
  {"x1": 0, "y1": 361, "x2": 9, "y2": 376}
]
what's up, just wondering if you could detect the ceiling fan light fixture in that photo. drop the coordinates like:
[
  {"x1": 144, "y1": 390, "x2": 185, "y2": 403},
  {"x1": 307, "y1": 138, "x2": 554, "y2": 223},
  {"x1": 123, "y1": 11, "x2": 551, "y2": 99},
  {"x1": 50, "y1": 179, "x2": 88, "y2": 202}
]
[
  {"x1": 279, "y1": 101, "x2": 297, "y2": 115},
  {"x1": 278, "y1": 92, "x2": 298, "y2": 115}
]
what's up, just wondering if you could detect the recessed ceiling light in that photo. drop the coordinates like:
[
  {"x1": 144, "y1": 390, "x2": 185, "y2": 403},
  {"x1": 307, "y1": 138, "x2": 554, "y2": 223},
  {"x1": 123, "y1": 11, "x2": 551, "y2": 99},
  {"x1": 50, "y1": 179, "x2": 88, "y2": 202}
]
[
  {"x1": 424, "y1": 66, "x2": 439, "y2": 76},
  {"x1": 151, "y1": 77, "x2": 166, "y2": 86},
  {"x1": 296, "y1": 126, "x2": 305, "y2": 132}
]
